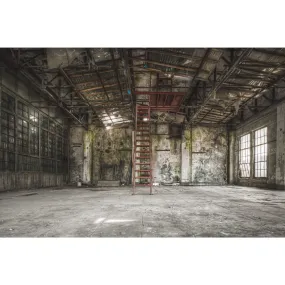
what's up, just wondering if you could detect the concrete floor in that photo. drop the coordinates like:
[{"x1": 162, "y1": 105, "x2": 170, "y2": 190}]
[{"x1": 1, "y1": 185, "x2": 285, "y2": 237}]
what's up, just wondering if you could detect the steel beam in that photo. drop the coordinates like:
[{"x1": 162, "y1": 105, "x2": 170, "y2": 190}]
[
  {"x1": 219, "y1": 68, "x2": 285, "y2": 124},
  {"x1": 110, "y1": 49, "x2": 124, "y2": 100},
  {"x1": 189, "y1": 48, "x2": 253, "y2": 123},
  {"x1": 129, "y1": 57, "x2": 198, "y2": 73},
  {"x1": 134, "y1": 91, "x2": 185, "y2": 96},
  {"x1": 183, "y1": 48, "x2": 213, "y2": 107}
]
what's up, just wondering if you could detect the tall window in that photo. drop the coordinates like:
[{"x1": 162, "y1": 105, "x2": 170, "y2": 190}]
[
  {"x1": 1, "y1": 87, "x2": 67, "y2": 174},
  {"x1": 239, "y1": 133, "x2": 250, "y2": 178},
  {"x1": 1, "y1": 93, "x2": 15, "y2": 171},
  {"x1": 254, "y1": 127, "x2": 267, "y2": 177}
]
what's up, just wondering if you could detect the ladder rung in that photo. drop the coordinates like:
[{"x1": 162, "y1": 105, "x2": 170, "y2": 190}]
[
  {"x1": 135, "y1": 156, "x2": 150, "y2": 159},
  {"x1": 135, "y1": 146, "x2": 150, "y2": 148},
  {"x1": 135, "y1": 176, "x2": 151, "y2": 179},
  {"x1": 135, "y1": 151, "x2": 150, "y2": 153},
  {"x1": 136, "y1": 140, "x2": 150, "y2": 142},
  {"x1": 134, "y1": 183, "x2": 151, "y2": 186}
]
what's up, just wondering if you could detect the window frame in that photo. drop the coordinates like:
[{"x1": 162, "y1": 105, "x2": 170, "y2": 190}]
[
  {"x1": 238, "y1": 133, "x2": 251, "y2": 178},
  {"x1": 254, "y1": 127, "x2": 268, "y2": 178},
  {"x1": 0, "y1": 84, "x2": 67, "y2": 174}
]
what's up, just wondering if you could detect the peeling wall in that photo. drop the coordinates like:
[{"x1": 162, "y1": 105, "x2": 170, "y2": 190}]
[
  {"x1": 72, "y1": 123, "x2": 229, "y2": 186},
  {"x1": 69, "y1": 126, "x2": 85, "y2": 184},
  {"x1": 191, "y1": 126, "x2": 227, "y2": 185},
  {"x1": 70, "y1": 126, "x2": 133, "y2": 185},
  {"x1": 151, "y1": 124, "x2": 181, "y2": 184},
  {"x1": 91, "y1": 126, "x2": 132, "y2": 185}
]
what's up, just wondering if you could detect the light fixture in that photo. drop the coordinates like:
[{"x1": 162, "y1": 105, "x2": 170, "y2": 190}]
[{"x1": 143, "y1": 117, "x2": 148, "y2": 121}]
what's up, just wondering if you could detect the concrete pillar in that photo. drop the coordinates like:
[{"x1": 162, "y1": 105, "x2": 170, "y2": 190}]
[
  {"x1": 181, "y1": 129, "x2": 191, "y2": 184},
  {"x1": 82, "y1": 130, "x2": 93, "y2": 184},
  {"x1": 228, "y1": 130, "x2": 236, "y2": 184},
  {"x1": 276, "y1": 102, "x2": 285, "y2": 189},
  {"x1": 69, "y1": 126, "x2": 85, "y2": 184}
]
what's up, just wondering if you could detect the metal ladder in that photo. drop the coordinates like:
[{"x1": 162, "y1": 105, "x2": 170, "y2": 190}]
[{"x1": 132, "y1": 96, "x2": 152, "y2": 195}]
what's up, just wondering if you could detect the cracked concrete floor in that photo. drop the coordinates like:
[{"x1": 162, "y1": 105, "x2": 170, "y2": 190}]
[{"x1": 1, "y1": 185, "x2": 285, "y2": 237}]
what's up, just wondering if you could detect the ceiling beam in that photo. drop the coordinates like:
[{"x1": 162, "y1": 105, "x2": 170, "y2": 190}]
[
  {"x1": 129, "y1": 56, "x2": 199, "y2": 73},
  {"x1": 110, "y1": 49, "x2": 124, "y2": 101},
  {"x1": 183, "y1": 48, "x2": 213, "y2": 108},
  {"x1": 221, "y1": 68, "x2": 285, "y2": 124},
  {"x1": 189, "y1": 48, "x2": 253, "y2": 123},
  {"x1": 59, "y1": 66, "x2": 100, "y2": 123}
]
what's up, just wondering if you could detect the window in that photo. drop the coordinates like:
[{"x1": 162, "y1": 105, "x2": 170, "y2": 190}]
[
  {"x1": 1, "y1": 111, "x2": 15, "y2": 151},
  {"x1": 18, "y1": 155, "x2": 39, "y2": 171},
  {"x1": 49, "y1": 119, "x2": 56, "y2": 132},
  {"x1": 41, "y1": 130, "x2": 49, "y2": 157},
  {"x1": 41, "y1": 115, "x2": 49, "y2": 129},
  {"x1": 49, "y1": 133, "x2": 56, "y2": 158},
  {"x1": 41, "y1": 158, "x2": 56, "y2": 173},
  {"x1": 18, "y1": 101, "x2": 29, "y2": 119},
  {"x1": 1, "y1": 92, "x2": 15, "y2": 112},
  {"x1": 30, "y1": 125, "x2": 39, "y2": 156},
  {"x1": 254, "y1": 127, "x2": 267, "y2": 178},
  {"x1": 0, "y1": 89, "x2": 67, "y2": 174},
  {"x1": 56, "y1": 124, "x2": 63, "y2": 136},
  {"x1": 239, "y1": 133, "x2": 250, "y2": 178},
  {"x1": 0, "y1": 150, "x2": 5, "y2": 171},
  {"x1": 29, "y1": 109, "x2": 39, "y2": 124},
  {"x1": 17, "y1": 118, "x2": 29, "y2": 154},
  {"x1": 57, "y1": 136, "x2": 63, "y2": 160}
]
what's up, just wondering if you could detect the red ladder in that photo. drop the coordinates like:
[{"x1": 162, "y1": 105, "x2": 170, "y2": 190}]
[{"x1": 132, "y1": 96, "x2": 152, "y2": 195}]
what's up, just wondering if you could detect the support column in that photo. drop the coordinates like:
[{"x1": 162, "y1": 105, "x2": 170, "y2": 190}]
[
  {"x1": 181, "y1": 129, "x2": 191, "y2": 184},
  {"x1": 228, "y1": 130, "x2": 236, "y2": 184},
  {"x1": 83, "y1": 130, "x2": 93, "y2": 185},
  {"x1": 276, "y1": 102, "x2": 285, "y2": 190}
]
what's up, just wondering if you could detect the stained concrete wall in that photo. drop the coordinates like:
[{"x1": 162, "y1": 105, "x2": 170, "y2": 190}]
[
  {"x1": 73, "y1": 124, "x2": 228, "y2": 186},
  {"x1": 91, "y1": 126, "x2": 132, "y2": 185},
  {"x1": 152, "y1": 124, "x2": 227, "y2": 185},
  {"x1": 69, "y1": 126, "x2": 85, "y2": 184},
  {"x1": 191, "y1": 126, "x2": 227, "y2": 185},
  {"x1": 70, "y1": 126, "x2": 133, "y2": 185},
  {"x1": 151, "y1": 124, "x2": 181, "y2": 184}
]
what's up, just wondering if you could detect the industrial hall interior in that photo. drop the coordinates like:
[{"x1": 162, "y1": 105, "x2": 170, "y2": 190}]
[{"x1": 1, "y1": 47, "x2": 285, "y2": 237}]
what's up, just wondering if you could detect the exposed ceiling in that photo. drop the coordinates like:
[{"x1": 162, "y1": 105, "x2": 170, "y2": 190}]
[{"x1": 2, "y1": 48, "x2": 285, "y2": 128}]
